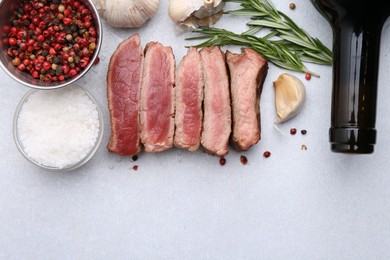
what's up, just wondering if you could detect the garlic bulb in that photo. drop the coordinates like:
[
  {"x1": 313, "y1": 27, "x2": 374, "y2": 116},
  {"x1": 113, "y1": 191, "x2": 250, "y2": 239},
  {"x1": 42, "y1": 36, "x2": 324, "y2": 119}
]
[
  {"x1": 92, "y1": 0, "x2": 160, "y2": 28},
  {"x1": 169, "y1": 0, "x2": 225, "y2": 28},
  {"x1": 273, "y1": 73, "x2": 306, "y2": 123}
]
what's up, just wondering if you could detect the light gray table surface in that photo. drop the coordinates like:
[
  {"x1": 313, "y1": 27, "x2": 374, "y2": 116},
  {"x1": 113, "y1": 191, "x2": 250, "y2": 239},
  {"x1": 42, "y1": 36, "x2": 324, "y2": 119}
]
[{"x1": 1, "y1": 0, "x2": 390, "y2": 259}]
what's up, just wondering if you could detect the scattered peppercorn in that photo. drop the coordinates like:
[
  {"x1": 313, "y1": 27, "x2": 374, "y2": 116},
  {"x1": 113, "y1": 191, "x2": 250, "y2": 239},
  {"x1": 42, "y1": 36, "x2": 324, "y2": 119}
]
[
  {"x1": 93, "y1": 56, "x2": 100, "y2": 65},
  {"x1": 240, "y1": 155, "x2": 248, "y2": 165},
  {"x1": 301, "y1": 144, "x2": 308, "y2": 151},
  {"x1": 133, "y1": 165, "x2": 138, "y2": 171},
  {"x1": 305, "y1": 73, "x2": 311, "y2": 80},
  {"x1": 132, "y1": 155, "x2": 138, "y2": 161},
  {"x1": 289, "y1": 3, "x2": 296, "y2": 10},
  {"x1": 290, "y1": 128, "x2": 297, "y2": 135},
  {"x1": 219, "y1": 157, "x2": 226, "y2": 166},
  {"x1": 263, "y1": 151, "x2": 271, "y2": 158},
  {"x1": 301, "y1": 129, "x2": 307, "y2": 135}
]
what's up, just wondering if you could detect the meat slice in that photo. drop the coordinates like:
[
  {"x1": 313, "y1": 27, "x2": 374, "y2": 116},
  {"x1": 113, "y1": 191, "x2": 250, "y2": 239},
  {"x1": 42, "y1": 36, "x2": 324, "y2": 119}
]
[
  {"x1": 107, "y1": 33, "x2": 144, "y2": 156},
  {"x1": 174, "y1": 47, "x2": 204, "y2": 151},
  {"x1": 140, "y1": 42, "x2": 175, "y2": 152},
  {"x1": 226, "y1": 48, "x2": 268, "y2": 151},
  {"x1": 200, "y1": 46, "x2": 231, "y2": 156}
]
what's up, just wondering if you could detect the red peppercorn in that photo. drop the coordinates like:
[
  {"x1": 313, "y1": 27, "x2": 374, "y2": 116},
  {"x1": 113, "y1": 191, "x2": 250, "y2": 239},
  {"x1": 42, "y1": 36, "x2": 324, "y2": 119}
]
[
  {"x1": 36, "y1": 34, "x2": 45, "y2": 42},
  {"x1": 219, "y1": 157, "x2": 226, "y2": 166},
  {"x1": 37, "y1": 55, "x2": 45, "y2": 63},
  {"x1": 305, "y1": 73, "x2": 311, "y2": 80},
  {"x1": 20, "y1": 43, "x2": 27, "y2": 51},
  {"x1": 81, "y1": 47, "x2": 90, "y2": 56},
  {"x1": 63, "y1": 8, "x2": 71, "y2": 17},
  {"x1": 78, "y1": 38, "x2": 88, "y2": 47},
  {"x1": 54, "y1": 43, "x2": 62, "y2": 51},
  {"x1": 23, "y1": 59, "x2": 31, "y2": 66},
  {"x1": 33, "y1": 42, "x2": 41, "y2": 51},
  {"x1": 240, "y1": 155, "x2": 248, "y2": 165},
  {"x1": 93, "y1": 56, "x2": 100, "y2": 65},
  {"x1": 88, "y1": 27, "x2": 97, "y2": 37},
  {"x1": 263, "y1": 151, "x2": 271, "y2": 158},
  {"x1": 27, "y1": 39, "x2": 35, "y2": 46},
  {"x1": 62, "y1": 64, "x2": 70, "y2": 74},
  {"x1": 34, "y1": 63, "x2": 42, "y2": 70},
  {"x1": 49, "y1": 48, "x2": 56, "y2": 55},
  {"x1": 290, "y1": 128, "x2": 297, "y2": 135},
  {"x1": 133, "y1": 165, "x2": 138, "y2": 171},
  {"x1": 81, "y1": 9, "x2": 90, "y2": 16},
  {"x1": 31, "y1": 70, "x2": 39, "y2": 78},
  {"x1": 17, "y1": 63, "x2": 26, "y2": 71},
  {"x1": 10, "y1": 27, "x2": 18, "y2": 35},
  {"x1": 27, "y1": 45, "x2": 34, "y2": 53},
  {"x1": 68, "y1": 69, "x2": 77, "y2": 77},
  {"x1": 63, "y1": 17, "x2": 72, "y2": 25},
  {"x1": 42, "y1": 61, "x2": 51, "y2": 70},
  {"x1": 8, "y1": 38, "x2": 17, "y2": 46},
  {"x1": 16, "y1": 30, "x2": 27, "y2": 39},
  {"x1": 80, "y1": 58, "x2": 89, "y2": 68}
]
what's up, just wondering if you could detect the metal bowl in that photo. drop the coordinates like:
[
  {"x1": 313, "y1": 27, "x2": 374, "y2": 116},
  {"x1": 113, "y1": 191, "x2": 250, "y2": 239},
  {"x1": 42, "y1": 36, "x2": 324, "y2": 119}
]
[
  {"x1": 12, "y1": 84, "x2": 104, "y2": 171},
  {"x1": 0, "y1": 0, "x2": 102, "y2": 89}
]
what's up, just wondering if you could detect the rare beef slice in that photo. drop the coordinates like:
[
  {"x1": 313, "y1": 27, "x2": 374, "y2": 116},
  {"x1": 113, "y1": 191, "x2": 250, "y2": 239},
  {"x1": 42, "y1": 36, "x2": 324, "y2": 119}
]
[
  {"x1": 140, "y1": 42, "x2": 176, "y2": 152},
  {"x1": 174, "y1": 47, "x2": 204, "y2": 151},
  {"x1": 226, "y1": 48, "x2": 268, "y2": 151},
  {"x1": 107, "y1": 34, "x2": 144, "y2": 156},
  {"x1": 200, "y1": 46, "x2": 231, "y2": 157}
]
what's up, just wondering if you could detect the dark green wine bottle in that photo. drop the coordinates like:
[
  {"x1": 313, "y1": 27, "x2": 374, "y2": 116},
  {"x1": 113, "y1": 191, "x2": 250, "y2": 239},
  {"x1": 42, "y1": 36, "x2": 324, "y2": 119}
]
[{"x1": 312, "y1": 0, "x2": 390, "y2": 153}]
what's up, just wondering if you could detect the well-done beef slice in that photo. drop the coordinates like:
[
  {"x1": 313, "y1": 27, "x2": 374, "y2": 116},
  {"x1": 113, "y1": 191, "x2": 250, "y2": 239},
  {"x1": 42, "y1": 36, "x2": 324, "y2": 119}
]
[
  {"x1": 140, "y1": 42, "x2": 175, "y2": 153},
  {"x1": 200, "y1": 46, "x2": 231, "y2": 157},
  {"x1": 107, "y1": 33, "x2": 144, "y2": 156},
  {"x1": 226, "y1": 48, "x2": 268, "y2": 151},
  {"x1": 174, "y1": 47, "x2": 204, "y2": 151}
]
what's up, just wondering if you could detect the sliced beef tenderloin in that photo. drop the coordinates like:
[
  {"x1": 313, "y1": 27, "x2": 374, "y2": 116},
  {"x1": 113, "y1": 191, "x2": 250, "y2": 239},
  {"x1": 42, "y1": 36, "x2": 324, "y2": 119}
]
[
  {"x1": 107, "y1": 33, "x2": 144, "y2": 156},
  {"x1": 226, "y1": 48, "x2": 268, "y2": 151},
  {"x1": 174, "y1": 47, "x2": 204, "y2": 152},
  {"x1": 140, "y1": 42, "x2": 176, "y2": 153},
  {"x1": 200, "y1": 46, "x2": 231, "y2": 157}
]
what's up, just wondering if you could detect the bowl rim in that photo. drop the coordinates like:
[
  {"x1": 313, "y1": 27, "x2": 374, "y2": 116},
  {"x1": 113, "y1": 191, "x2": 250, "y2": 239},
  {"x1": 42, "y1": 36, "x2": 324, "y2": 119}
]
[
  {"x1": 0, "y1": 0, "x2": 103, "y2": 90},
  {"x1": 12, "y1": 84, "x2": 104, "y2": 172}
]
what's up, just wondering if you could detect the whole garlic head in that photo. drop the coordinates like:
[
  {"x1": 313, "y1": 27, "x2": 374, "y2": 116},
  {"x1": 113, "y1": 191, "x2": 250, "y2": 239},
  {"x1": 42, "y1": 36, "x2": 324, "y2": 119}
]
[
  {"x1": 273, "y1": 73, "x2": 306, "y2": 123},
  {"x1": 92, "y1": 0, "x2": 160, "y2": 28},
  {"x1": 169, "y1": 0, "x2": 225, "y2": 28}
]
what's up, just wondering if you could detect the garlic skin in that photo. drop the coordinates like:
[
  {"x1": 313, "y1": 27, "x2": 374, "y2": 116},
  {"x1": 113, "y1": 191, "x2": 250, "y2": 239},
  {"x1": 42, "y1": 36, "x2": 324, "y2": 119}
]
[
  {"x1": 273, "y1": 73, "x2": 306, "y2": 123},
  {"x1": 169, "y1": 0, "x2": 225, "y2": 28},
  {"x1": 92, "y1": 0, "x2": 160, "y2": 28}
]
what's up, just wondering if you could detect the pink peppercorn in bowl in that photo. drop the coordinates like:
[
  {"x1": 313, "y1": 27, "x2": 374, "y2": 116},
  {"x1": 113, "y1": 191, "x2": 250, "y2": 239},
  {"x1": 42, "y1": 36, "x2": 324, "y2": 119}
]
[{"x1": 0, "y1": 0, "x2": 102, "y2": 90}]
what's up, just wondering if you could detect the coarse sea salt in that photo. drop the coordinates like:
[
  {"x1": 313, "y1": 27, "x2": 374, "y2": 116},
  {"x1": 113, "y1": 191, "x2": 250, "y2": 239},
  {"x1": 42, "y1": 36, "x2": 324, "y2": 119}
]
[{"x1": 17, "y1": 86, "x2": 100, "y2": 169}]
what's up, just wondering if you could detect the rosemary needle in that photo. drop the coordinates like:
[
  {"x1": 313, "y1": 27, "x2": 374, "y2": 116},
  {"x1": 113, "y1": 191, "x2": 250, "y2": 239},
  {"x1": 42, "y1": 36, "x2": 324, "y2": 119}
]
[{"x1": 187, "y1": 0, "x2": 332, "y2": 77}]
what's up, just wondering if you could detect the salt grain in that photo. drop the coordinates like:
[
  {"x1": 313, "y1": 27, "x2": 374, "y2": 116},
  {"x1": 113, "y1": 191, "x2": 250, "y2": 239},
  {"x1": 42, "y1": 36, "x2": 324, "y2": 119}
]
[{"x1": 17, "y1": 86, "x2": 100, "y2": 169}]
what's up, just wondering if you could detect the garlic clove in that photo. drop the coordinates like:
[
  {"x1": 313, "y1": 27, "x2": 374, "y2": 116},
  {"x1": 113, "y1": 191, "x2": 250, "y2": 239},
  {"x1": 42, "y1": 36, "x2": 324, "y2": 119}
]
[
  {"x1": 94, "y1": 0, "x2": 160, "y2": 28},
  {"x1": 273, "y1": 73, "x2": 306, "y2": 123},
  {"x1": 169, "y1": 0, "x2": 225, "y2": 28}
]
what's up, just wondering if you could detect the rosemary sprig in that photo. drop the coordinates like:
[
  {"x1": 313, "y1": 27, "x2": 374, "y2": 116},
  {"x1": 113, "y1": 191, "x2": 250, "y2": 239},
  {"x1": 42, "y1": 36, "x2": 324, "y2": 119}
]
[
  {"x1": 188, "y1": 27, "x2": 319, "y2": 77},
  {"x1": 187, "y1": 0, "x2": 333, "y2": 77},
  {"x1": 226, "y1": 0, "x2": 332, "y2": 64}
]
